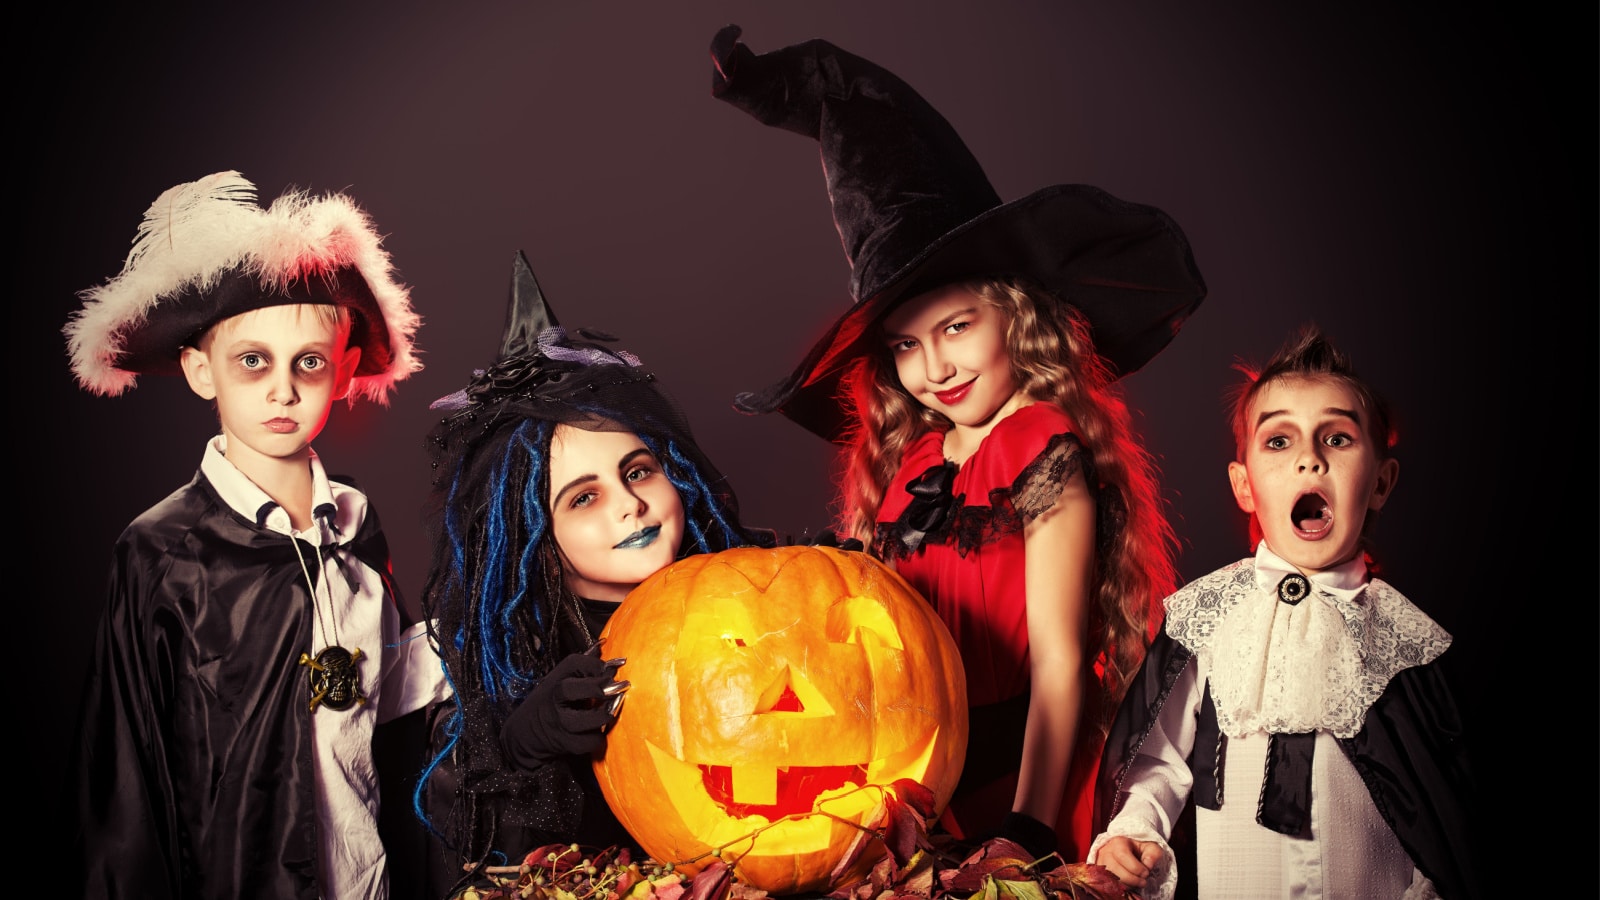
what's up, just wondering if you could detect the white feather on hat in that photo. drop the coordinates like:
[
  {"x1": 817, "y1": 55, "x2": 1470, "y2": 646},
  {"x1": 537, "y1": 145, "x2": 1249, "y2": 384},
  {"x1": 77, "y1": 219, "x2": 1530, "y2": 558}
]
[{"x1": 65, "y1": 170, "x2": 422, "y2": 404}]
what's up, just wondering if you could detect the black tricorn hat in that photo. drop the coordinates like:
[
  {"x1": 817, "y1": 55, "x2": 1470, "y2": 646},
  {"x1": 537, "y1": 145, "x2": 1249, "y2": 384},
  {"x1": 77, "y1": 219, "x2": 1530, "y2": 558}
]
[{"x1": 711, "y1": 25, "x2": 1207, "y2": 444}]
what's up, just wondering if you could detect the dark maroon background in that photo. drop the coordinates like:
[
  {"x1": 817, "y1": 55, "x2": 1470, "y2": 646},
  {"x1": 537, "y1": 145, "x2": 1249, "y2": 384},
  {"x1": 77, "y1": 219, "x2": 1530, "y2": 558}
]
[{"x1": 27, "y1": 3, "x2": 1588, "y2": 865}]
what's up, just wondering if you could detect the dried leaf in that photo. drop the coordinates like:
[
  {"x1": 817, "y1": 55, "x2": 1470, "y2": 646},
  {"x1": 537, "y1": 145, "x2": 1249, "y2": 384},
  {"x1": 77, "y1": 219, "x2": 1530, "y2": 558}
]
[
  {"x1": 654, "y1": 880, "x2": 686, "y2": 900},
  {"x1": 688, "y1": 860, "x2": 733, "y2": 900},
  {"x1": 829, "y1": 804, "x2": 886, "y2": 885},
  {"x1": 825, "y1": 878, "x2": 859, "y2": 900},
  {"x1": 976, "y1": 838, "x2": 1031, "y2": 865},
  {"x1": 888, "y1": 779, "x2": 938, "y2": 818},
  {"x1": 940, "y1": 855, "x2": 1030, "y2": 892},
  {"x1": 882, "y1": 794, "x2": 927, "y2": 869},
  {"x1": 614, "y1": 866, "x2": 643, "y2": 898},
  {"x1": 994, "y1": 879, "x2": 1045, "y2": 900},
  {"x1": 1039, "y1": 863, "x2": 1135, "y2": 899},
  {"x1": 898, "y1": 856, "x2": 937, "y2": 897},
  {"x1": 869, "y1": 851, "x2": 898, "y2": 892}
]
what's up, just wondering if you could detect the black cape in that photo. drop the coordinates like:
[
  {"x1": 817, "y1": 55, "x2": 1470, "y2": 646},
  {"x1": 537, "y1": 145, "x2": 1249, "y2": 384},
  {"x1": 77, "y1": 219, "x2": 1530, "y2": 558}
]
[
  {"x1": 1094, "y1": 623, "x2": 1485, "y2": 900},
  {"x1": 69, "y1": 470, "x2": 424, "y2": 900}
]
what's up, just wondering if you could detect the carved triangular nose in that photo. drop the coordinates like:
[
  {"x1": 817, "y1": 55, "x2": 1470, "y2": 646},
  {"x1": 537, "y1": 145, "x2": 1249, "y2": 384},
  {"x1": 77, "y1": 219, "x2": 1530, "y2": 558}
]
[
  {"x1": 770, "y1": 683, "x2": 804, "y2": 713},
  {"x1": 755, "y1": 665, "x2": 834, "y2": 717}
]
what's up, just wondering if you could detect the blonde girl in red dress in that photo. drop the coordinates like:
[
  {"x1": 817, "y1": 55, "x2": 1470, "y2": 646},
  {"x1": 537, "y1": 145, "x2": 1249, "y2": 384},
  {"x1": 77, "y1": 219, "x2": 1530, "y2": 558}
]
[{"x1": 710, "y1": 25, "x2": 1206, "y2": 861}]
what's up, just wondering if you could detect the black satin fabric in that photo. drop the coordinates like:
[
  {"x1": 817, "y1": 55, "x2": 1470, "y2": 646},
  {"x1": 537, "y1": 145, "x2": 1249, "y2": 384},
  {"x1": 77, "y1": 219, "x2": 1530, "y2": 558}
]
[
  {"x1": 1190, "y1": 680, "x2": 1223, "y2": 811},
  {"x1": 1258, "y1": 733, "x2": 1315, "y2": 837},
  {"x1": 1096, "y1": 628, "x2": 1485, "y2": 900},
  {"x1": 69, "y1": 470, "x2": 411, "y2": 900}
]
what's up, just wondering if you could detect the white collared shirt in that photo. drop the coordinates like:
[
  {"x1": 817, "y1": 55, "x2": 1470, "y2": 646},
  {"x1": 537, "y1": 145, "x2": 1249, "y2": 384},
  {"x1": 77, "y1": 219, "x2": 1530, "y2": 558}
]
[{"x1": 202, "y1": 436, "x2": 448, "y2": 900}]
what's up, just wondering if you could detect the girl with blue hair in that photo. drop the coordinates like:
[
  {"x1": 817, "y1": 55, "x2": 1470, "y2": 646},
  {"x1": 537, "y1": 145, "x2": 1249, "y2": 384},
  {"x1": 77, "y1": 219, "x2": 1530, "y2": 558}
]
[{"x1": 414, "y1": 253, "x2": 770, "y2": 893}]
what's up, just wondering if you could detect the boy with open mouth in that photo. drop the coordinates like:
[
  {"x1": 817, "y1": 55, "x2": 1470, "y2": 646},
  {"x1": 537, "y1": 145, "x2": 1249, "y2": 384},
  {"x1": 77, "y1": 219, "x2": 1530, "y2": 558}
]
[{"x1": 1087, "y1": 326, "x2": 1483, "y2": 899}]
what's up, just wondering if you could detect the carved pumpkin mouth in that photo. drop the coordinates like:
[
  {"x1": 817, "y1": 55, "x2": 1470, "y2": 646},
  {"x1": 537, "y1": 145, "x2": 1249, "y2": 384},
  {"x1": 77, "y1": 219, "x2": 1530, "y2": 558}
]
[
  {"x1": 642, "y1": 724, "x2": 943, "y2": 838},
  {"x1": 700, "y1": 763, "x2": 867, "y2": 819}
]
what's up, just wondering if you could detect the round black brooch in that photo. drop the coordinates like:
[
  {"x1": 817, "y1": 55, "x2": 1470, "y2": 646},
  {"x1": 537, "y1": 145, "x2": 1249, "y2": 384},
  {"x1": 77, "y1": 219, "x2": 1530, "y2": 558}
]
[{"x1": 1276, "y1": 573, "x2": 1311, "y2": 605}]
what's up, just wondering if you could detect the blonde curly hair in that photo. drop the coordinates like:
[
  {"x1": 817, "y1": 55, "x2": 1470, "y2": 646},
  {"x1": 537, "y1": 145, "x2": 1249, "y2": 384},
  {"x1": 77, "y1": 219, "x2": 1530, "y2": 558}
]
[{"x1": 838, "y1": 276, "x2": 1178, "y2": 725}]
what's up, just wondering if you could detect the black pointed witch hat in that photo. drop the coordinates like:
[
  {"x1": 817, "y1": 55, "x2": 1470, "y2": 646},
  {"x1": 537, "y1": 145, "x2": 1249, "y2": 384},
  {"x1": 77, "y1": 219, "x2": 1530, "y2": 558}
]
[
  {"x1": 430, "y1": 250, "x2": 651, "y2": 416},
  {"x1": 498, "y1": 248, "x2": 560, "y2": 360},
  {"x1": 425, "y1": 251, "x2": 737, "y2": 520},
  {"x1": 711, "y1": 25, "x2": 1207, "y2": 443}
]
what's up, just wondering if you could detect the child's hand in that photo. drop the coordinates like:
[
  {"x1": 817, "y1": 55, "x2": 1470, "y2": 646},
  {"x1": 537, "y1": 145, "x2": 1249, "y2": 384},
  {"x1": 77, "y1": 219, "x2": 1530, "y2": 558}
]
[
  {"x1": 1095, "y1": 836, "x2": 1165, "y2": 890},
  {"x1": 500, "y1": 652, "x2": 628, "y2": 769}
]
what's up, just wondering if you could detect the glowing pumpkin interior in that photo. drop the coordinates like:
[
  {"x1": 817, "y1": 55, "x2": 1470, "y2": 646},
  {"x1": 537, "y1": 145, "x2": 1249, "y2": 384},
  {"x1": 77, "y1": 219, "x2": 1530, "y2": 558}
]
[{"x1": 593, "y1": 545, "x2": 968, "y2": 895}]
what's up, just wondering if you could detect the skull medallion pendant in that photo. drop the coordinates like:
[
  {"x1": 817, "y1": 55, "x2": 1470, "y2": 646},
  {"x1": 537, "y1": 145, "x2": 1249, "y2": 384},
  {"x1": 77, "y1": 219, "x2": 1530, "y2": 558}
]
[{"x1": 298, "y1": 645, "x2": 367, "y2": 712}]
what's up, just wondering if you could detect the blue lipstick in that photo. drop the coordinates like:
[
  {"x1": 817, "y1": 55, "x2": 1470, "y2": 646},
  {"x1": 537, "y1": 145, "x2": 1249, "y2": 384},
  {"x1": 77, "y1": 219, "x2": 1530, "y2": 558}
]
[{"x1": 613, "y1": 524, "x2": 661, "y2": 550}]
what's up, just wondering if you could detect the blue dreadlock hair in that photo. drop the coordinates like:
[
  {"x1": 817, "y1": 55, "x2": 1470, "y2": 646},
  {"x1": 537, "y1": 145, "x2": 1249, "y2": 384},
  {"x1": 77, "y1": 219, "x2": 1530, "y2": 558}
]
[{"x1": 410, "y1": 253, "x2": 769, "y2": 868}]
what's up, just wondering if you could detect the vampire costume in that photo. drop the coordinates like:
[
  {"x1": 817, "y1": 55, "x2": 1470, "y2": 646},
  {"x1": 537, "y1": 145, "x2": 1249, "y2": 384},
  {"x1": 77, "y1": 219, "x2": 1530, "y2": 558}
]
[{"x1": 1091, "y1": 545, "x2": 1484, "y2": 899}]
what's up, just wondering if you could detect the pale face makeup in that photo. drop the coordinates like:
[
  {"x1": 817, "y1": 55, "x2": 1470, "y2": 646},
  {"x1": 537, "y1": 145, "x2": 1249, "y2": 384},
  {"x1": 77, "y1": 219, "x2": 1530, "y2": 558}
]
[
  {"x1": 1228, "y1": 376, "x2": 1399, "y2": 574},
  {"x1": 179, "y1": 304, "x2": 358, "y2": 483},
  {"x1": 547, "y1": 425, "x2": 686, "y2": 602}
]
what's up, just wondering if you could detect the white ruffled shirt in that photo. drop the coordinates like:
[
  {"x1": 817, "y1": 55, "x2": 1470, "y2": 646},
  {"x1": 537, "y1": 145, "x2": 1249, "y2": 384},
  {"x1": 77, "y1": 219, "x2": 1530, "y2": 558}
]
[
  {"x1": 1089, "y1": 543, "x2": 1451, "y2": 900},
  {"x1": 203, "y1": 437, "x2": 449, "y2": 900}
]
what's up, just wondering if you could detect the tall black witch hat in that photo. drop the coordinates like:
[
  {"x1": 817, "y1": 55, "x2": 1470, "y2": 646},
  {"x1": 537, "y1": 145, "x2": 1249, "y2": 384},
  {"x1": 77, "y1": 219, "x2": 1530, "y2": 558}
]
[{"x1": 711, "y1": 25, "x2": 1207, "y2": 444}]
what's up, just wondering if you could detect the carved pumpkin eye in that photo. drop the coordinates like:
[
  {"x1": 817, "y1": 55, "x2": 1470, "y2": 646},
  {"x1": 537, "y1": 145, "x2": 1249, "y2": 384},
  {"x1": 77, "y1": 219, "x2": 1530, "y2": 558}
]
[
  {"x1": 594, "y1": 545, "x2": 968, "y2": 896},
  {"x1": 827, "y1": 596, "x2": 904, "y2": 649}
]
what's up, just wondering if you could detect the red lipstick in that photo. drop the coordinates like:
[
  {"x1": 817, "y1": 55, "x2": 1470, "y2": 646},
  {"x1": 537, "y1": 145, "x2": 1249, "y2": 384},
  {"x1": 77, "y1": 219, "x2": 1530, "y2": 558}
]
[{"x1": 933, "y1": 380, "x2": 974, "y2": 405}]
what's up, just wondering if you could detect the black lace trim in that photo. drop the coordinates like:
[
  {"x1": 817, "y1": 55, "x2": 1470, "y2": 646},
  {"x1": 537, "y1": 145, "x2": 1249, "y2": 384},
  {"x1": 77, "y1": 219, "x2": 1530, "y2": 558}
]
[{"x1": 874, "y1": 432, "x2": 1089, "y2": 561}]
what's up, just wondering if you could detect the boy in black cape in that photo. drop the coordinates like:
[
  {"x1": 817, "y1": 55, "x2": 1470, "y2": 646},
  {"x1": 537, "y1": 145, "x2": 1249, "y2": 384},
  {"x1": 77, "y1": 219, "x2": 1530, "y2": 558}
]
[{"x1": 65, "y1": 171, "x2": 448, "y2": 900}]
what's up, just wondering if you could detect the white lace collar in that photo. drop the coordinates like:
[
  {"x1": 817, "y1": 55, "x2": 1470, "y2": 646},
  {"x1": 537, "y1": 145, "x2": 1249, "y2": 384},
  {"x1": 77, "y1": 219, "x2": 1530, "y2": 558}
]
[{"x1": 1165, "y1": 543, "x2": 1451, "y2": 738}]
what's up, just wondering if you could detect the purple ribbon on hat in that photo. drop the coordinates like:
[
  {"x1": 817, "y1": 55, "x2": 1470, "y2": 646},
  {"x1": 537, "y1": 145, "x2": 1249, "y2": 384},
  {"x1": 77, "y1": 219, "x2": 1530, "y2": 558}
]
[{"x1": 537, "y1": 327, "x2": 641, "y2": 368}]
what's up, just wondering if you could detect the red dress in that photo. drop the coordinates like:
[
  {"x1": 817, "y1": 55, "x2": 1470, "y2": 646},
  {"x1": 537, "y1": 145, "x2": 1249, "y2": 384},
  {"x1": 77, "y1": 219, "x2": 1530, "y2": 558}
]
[{"x1": 874, "y1": 403, "x2": 1103, "y2": 859}]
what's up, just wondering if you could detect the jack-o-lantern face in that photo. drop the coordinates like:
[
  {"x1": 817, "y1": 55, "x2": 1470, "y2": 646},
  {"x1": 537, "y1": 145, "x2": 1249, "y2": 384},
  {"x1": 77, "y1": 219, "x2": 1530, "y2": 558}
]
[{"x1": 593, "y1": 545, "x2": 968, "y2": 895}]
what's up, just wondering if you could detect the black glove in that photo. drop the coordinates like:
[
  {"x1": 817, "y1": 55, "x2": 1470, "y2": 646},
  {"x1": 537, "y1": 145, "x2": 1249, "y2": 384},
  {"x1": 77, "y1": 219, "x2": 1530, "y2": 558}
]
[
  {"x1": 500, "y1": 652, "x2": 627, "y2": 770},
  {"x1": 995, "y1": 811, "x2": 1058, "y2": 862},
  {"x1": 802, "y1": 529, "x2": 865, "y2": 553}
]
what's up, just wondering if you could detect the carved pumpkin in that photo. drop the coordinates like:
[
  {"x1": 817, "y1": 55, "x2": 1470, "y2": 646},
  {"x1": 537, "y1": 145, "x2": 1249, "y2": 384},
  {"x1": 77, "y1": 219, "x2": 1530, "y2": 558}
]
[{"x1": 593, "y1": 545, "x2": 968, "y2": 895}]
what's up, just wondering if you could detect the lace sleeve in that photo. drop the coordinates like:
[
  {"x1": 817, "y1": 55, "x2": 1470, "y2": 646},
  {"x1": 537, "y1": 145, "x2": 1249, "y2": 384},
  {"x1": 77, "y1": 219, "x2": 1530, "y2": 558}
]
[{"x1": 1004, "y1": 432, "x2": 1088, "y2": 524}]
